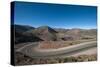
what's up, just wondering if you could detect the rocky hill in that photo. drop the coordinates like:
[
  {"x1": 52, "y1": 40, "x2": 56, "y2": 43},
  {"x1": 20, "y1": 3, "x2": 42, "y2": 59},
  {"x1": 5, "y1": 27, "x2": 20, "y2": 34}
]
[
  {"x1": 13, "y1": 24, "x2": 97, "y2": 44},
  {"x1": 24, "y1": 26, "x2": 57, "y2": 41}
]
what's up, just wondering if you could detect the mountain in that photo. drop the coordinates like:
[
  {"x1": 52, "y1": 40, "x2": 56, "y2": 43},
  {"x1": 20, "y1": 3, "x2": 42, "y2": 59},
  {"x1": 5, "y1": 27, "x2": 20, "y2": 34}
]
[
  {"x1": 13, "y1": 24, "x2": 43, "y2": 44},
  {"x1": 24, "y1": 26, "x2": 57, "y2": 41},
  {"x1": 79, "y1": 29, "x2": 97, "y2": 36},
  {"x1": 56, "y1": 28, "x2": 97, "y2": 41},
  {"x1": 54, "y1": 28, "x2": 69, "y2": 33},
  {"x1": 13, "y1": 24, "x2": 35, "y2": 33},
  {"x1": 15, "y1": 31, "x2": 43, "y2": 44},
  {"x1": 13, "y1": 24, "x2": 97, "y2": 44},
  {"x1": 37, "y1": 26, "x2": 57, "y2": 33},
  {"x1": 55, "y1": 29, "x2": 80, "y2": 41}
]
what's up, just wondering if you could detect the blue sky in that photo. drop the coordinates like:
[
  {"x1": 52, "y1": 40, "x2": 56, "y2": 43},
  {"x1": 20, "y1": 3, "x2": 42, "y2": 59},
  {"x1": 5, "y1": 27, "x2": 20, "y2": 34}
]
[{"x1": 14, "y1": 2, "x2": 97, "y2": 29}]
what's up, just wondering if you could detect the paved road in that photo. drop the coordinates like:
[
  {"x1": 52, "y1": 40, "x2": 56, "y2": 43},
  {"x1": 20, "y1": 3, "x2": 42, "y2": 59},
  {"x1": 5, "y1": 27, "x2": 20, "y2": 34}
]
[{"x1": 16, "y1": 41, "x2": 97, "y2": 58}]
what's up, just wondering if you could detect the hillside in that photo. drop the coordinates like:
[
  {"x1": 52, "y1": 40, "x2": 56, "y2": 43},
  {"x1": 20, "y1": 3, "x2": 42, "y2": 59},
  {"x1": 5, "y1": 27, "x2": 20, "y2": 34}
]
[
  {"x1": 14, "y1": 24, "x2": 35, "y2": 33},
  {"x1": 13, "y1": 24, "x2": 42, "y2": 44},
  {"x1": 13, "y1": 24, "x2": 97, "y2": 44},
  {"x1": 56, "y1": 28, "x2": 97, "y2": 41},
  {"x1": 24, "y1": 26, "x2": 57, "y2": 41}
]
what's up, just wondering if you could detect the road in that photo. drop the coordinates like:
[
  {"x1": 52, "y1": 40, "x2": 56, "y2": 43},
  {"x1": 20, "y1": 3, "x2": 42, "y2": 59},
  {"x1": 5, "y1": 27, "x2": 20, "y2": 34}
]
[{"x1": 16, "y1": 41, "x2": 97, "y2": 58}]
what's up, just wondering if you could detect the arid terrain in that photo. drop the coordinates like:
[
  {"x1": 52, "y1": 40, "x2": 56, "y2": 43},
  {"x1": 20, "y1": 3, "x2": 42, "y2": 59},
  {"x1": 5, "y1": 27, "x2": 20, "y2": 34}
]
[{"x1": 13, "y1": 24, "x2": 97, "y2": 65}]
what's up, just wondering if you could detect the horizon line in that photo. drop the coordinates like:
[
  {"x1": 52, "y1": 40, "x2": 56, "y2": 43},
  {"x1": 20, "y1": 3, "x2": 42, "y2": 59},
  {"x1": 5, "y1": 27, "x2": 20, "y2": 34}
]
[{"x1": 14, "y1": 24, "x2": 97, "y2": 30}]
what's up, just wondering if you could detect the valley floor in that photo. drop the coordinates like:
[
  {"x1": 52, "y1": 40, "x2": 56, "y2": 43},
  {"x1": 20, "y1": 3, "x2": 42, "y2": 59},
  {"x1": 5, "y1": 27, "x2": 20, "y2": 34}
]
[{"x1": 14, "y1": 40, "x2": 97, "y2": 65}]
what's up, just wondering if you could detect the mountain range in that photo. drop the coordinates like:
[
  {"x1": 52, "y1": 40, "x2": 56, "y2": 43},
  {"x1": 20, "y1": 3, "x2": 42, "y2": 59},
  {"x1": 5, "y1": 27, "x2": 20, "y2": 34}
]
[{"x1": 13, "y1": 24, "x2": 97, "y2": 44}]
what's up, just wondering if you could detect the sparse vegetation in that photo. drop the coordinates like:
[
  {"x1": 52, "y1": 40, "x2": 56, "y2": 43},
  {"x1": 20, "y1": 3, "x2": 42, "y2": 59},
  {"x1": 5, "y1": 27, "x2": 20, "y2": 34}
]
[
  {"x1": 15, "y1": 52, "x2": 97, "y2": 65},
  {"x1": 14, "y1": 25, "x2": 97, "y2": 65},
  {"x1": 14, "y1": 25, "x2": 97, "y2": 44},
  {"x1": 38, "y1": 39, "x2": 96, "y2": 49}
]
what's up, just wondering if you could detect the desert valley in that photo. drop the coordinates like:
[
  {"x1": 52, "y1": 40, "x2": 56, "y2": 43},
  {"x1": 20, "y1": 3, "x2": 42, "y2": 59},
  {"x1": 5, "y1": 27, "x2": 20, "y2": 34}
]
[{"x1": 13, "y1": 24, "x2": 97, "y2": 65}]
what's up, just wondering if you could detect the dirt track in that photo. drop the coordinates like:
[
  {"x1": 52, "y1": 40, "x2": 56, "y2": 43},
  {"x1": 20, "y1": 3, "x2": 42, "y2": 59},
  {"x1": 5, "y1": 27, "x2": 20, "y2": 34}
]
[{"x1": 16, "y1": 41, "x2": 97, "y2": 58}]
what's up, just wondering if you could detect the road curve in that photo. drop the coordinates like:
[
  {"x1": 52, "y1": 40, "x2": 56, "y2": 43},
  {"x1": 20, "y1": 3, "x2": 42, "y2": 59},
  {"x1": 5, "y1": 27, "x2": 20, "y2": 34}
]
[{"x1": 16, "y1": 41, "x2": 97, "y2": 58}]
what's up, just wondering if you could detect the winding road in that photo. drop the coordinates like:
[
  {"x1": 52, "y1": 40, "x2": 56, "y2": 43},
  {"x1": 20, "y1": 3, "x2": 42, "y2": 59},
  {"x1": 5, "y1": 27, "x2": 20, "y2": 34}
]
[{"x1": 16, "y1": 41, "x2": 97, "y2": 59}]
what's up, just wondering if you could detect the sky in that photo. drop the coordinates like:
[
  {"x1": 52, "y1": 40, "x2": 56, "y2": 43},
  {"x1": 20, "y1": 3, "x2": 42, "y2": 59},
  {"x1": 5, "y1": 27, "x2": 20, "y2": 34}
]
[{"x1": 13, "y1": 1, "x2": 97, "y2": 29}]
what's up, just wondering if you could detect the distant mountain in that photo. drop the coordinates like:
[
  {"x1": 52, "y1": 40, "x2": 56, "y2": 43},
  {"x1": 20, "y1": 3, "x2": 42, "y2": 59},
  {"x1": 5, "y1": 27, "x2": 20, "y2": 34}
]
[
  {"x1": 13, "y1": 24, "x2": 35, "y2": 33},
  {"x1": 54, "y1": 28, "x2": 69, "y2": 33},
  {"x1": 13, "y1": 24, "x2": 43, "y2": 44},
  {"x1": 15, "y1": 31, "x2": 43, "y2": 44},
  {"x1": 56, "y1": 28, "x2": 97, "y2": 40},
  {"x1": 79, "y1": 29, "x2": 97, "y2": 36},
  {"x1": 24, "y1": 26, "x2": 57, "y2": 41},
  {"x1": 56, "y1": 29, "x2": 81, "y2": 40},
  {"x1": 36, "y1": 26, "x2": 58, "y2": 33},
  {"x1": 13, "y1": 24, "x2": 97, "y2": 44}
]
